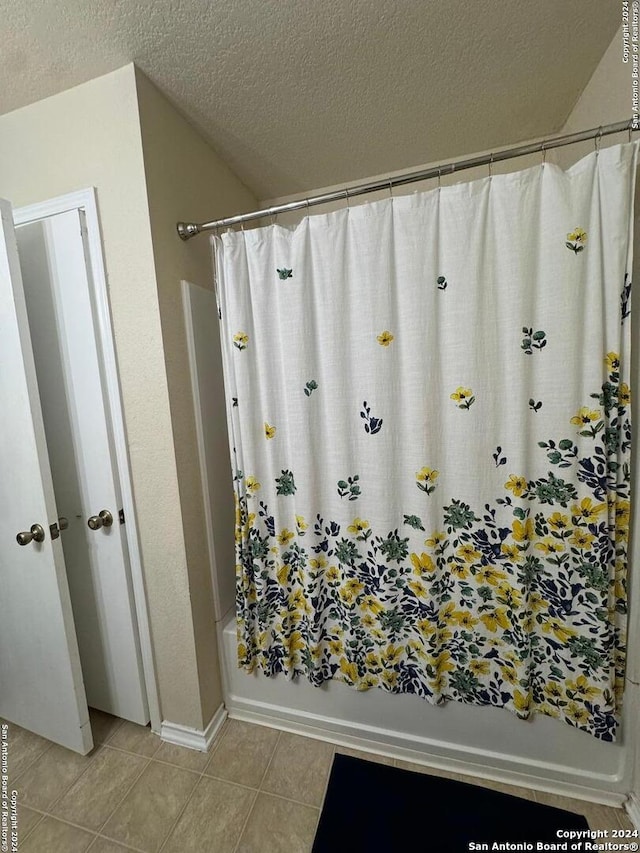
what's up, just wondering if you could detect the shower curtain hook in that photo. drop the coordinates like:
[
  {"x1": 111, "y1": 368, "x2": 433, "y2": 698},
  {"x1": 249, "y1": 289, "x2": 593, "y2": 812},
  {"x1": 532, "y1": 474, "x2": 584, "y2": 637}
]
[
  {"x1": 437, "y1": 167, "x2": 442, "y2": 191},
  {"x1": 388, "y1": 179, "x2": 393, "y2": 199},
  {"x1": 344, "y1": 187, "x2": 350, "y2": 209},
  {"x1": 488, "y1": 153, "x2": 494, "y2": 178},
  {"x1": 629, "y1": 122, "x2": 633, "y2": 144},
  {"x1": 595, "y1": 127, "x2": 603, "y2": 155},
  {"x1": 541, "y1": 142, "x2": 546, "y2": 166},
  {"x1": 305, "y1": 197, "x2": 310, "y2": 217}
]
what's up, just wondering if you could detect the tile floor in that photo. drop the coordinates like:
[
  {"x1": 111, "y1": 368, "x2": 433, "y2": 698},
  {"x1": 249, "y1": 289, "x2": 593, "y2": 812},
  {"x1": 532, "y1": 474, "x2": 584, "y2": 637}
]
[{"x1": 3, "y1": 710, "x2": 635, "y2": 852}]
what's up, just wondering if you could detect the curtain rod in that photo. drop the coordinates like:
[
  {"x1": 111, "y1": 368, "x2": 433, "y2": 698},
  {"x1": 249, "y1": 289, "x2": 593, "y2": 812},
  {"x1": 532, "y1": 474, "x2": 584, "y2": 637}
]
[{"x1": 177, "y1": 119, "x2": 636, "y2": 240}]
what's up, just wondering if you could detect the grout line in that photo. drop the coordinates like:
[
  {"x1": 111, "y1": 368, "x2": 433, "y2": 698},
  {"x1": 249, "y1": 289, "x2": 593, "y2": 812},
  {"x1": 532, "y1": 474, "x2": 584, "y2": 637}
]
[
  {"x1": 231, "y1": 788, "x2": 260, "y2": 853},
  {"x1": 231, "y1": 730, "x2": 282, "y2": 853},
  {"x1": 93, "y1": 755, "x2": 153, "y2": 837},
  {"x1": 30, "y1": 746, "x2": 105, "y2": 816},
  {"x1": 257, "y1": 730, "x2": 282, "y2": 789},
  {"x1": 16, "y1": 807, "x2": 46, "y2": 846}
]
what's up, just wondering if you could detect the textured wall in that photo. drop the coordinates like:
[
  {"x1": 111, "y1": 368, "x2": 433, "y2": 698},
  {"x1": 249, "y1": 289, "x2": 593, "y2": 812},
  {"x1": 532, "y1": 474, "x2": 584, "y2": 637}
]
[
  {"x1": 0, "y1": 65, "x2": 208, "y2": 729},
  {"x1": 134, "y1": 68, "x2": 257, "y2": 725}
]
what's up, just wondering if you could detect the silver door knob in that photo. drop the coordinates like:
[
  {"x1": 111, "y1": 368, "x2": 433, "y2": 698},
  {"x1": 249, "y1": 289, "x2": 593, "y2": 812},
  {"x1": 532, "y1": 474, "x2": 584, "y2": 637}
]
[
  {"x1": 87, "y1": 510, "x2": 113, "y2": 530},
  {"x1": 16, "y1": 524, "x2": 46, "y2": 546}
]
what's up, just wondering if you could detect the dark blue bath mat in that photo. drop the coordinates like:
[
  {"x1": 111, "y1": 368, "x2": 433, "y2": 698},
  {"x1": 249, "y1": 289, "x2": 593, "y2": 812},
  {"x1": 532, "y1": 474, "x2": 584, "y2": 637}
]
[{"x1": 313, "y1": 754, "x2": 589, "y2": 853}]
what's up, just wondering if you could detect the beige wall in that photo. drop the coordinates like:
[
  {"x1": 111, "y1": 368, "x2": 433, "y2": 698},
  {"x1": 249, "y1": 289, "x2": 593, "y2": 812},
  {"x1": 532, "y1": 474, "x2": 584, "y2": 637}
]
[
  {"x1": 134, "y1": 69, "x2": 257, "y2": 725},
  {"x1": 0, "y1": 64, "x2": 232, "y2": 730}
]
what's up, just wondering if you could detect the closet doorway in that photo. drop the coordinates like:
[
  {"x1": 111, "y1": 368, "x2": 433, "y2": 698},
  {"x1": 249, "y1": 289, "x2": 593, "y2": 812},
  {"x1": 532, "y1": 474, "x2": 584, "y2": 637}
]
[{"x1": 0, "y1": 190, "x2": 158, "y2": 754}]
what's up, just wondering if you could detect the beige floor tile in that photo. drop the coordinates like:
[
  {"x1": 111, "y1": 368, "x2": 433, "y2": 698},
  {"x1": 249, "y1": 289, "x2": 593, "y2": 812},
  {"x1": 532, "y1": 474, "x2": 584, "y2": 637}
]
[
  {"x1": 51, "y1": 747, "x2": 147, "y2": 830},
  {"x1": 237, "y1": 792, "x2": 319, "y2": 853},
  {"x1": 88, "y1": 838, "x2": 132, "y2": 852},
  {"x1": 153, "y1": 740, "x2": 211, "y2": 772},
  {"x1": 20, "y1": 816, "x2": 95, "y2": 853},
  {"x1": 162, "y1": 776, "x2": 256, "y2": 853},
  {"x1": 14, "y1": 743, "x2": 97, "y2": 811},
  {"x1": 101, "y1": 759, "x2": 199, "y2": 852},
  {"x1": 204, "y1": 720, "x2": 280, "y2": 788},
  {"x1": 334, "y1": 745, "x2": 394, "y2": 766},
  {"x1": 89, "y1": 709, "x2": 124, "y2": 746},
  {"x1": 583, "y1": 802, "x2": 628, "y2": 832},
  {"x1": 616, "y1": 808, "x2": 636, "y2": 830},
  {"x1": 534, "y1": 790, "x2": 590, "y2": 817},
  {"x1": 4, "y1": 722, "x2": 51, "y2": 781},
  {"x1": 107, "y1": 720, "x2": 161, "y2": 758},
  {"x1": 16, "y1": 804, "x2": 43, "y2": 843},
  {"x1": 262, "y1": 733, "x2": 334, "y2": 807}
]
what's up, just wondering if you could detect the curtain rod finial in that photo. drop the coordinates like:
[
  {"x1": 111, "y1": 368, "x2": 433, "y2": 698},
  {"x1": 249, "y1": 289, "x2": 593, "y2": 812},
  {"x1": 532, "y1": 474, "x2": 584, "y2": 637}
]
[{"x1": 177, "y1": 222, "x2": 200, "y2": 241}]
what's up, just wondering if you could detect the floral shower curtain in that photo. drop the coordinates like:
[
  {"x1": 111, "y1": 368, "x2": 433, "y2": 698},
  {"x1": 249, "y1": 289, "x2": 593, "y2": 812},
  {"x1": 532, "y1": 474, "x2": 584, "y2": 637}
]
[{"x1": 214, "y1": 142, "x2": 637, "y2": 741}]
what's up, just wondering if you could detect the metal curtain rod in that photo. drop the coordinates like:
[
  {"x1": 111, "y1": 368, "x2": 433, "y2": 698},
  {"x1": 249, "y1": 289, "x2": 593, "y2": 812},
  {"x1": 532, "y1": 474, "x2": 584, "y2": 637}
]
[{"x1": 177, "y1": 119, "x2": 636, "y2": 240}]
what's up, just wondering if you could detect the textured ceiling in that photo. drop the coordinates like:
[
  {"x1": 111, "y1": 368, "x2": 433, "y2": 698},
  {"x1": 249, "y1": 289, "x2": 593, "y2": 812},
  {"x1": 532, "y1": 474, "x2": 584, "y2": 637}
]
[{"x1": 0, "y1": 0, "x2": 619, "y2": 199}]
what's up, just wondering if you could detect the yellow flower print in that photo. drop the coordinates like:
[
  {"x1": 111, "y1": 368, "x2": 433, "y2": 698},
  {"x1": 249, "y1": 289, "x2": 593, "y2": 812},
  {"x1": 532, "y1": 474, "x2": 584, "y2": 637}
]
[
  {"x1": 295, "y1": 515, "x2": 308, "y2": 532},
  {"x1": 433, "y1": 650, "x2": 455, "y2": 674},
  {"x1": 233, "y1": 331, "x2": 249, "y2": 350},
  {"x1": 616, "y1": 500, "x2": 631, "y2": 534},
  {"x1": 288, "y1": 589, "x2": 308, "y2": 613},
  {"x1": 361, "y1": 595, "x2": 384, "y2": 615},
  {"x1": 450, "y1": 386, "x2": 475, "y2": 410},
  {"x1": 425, "y1": 531, "x2": 446, "y2": 549},
  {"x1": 541, "y1": 619, "x2": 576, "y2": 644},
  {"x1": 246, "y1": 476, "x2": 261, "y2": 493},
  {"x1": 360, "y1": 675, "x2": 379, "y2": 690},
  {"x1": 339, "y1": 578, "x2": 365, "y2": 603},
  {"x1": 347, "y1": 517, "x2": 370, "y2": 536},
  {"x1": 282, "y1": 630, "x2": 305, "y2": 657},
  {"x1": 469, "y1": 660, "x2": 490, "y2": 676},
  {"x1": 328, "y1": 638, "x2": 344, "y2": 656},
  {"x1": 605, "y1": 352, "x2": 620, "y2": 371},
  {"x1": 456, "y1": 544, "x2": 481, "y2": 563},
  {"x1": 408, "y1": 579, "x2": 428, "y2": 598},
  {"x1": 566, "y1": 701, "x2": 590, "y2": 725},
  {"x1": 365, "y1": 652, "x2": 380, "y2": 670},
  {"x1": 566, "y1": 674, "x2": 599, "y2": 700},
  {"x1": 382, "y1": 670, "x2": 398, "y2": 688},
  {"x1": 512, "y1": 518, "x2": 534, "y2": 542},
  {"x1": 417, "y1": 618, "x2": 436, "y2": 637},
  {"x1": 535, "y1": 538, "x2": 565, "y2": 556},
  {"x1": 439, "y1": 601, "x2": 458, "y2": 626},
  {"x1": 277, "y1": 528, "x2": 295, "y2": 546},
  {"x1": 548, "y1": 512, "x2": 570, "y2": 532},
  {"x1": 479, "y1": 608, "x2": 510, "y2": 632},
  {"x1": 570, "y1": 407, "x2": 600, "y2": 427},
  {"x1": 310, "y1": 645, "x2": 322, "y2": 662},
  {"x1": 276, "y1": 564, "x2": 289, "y2": 586},
  {"x1": 361, "y1": 614, "x2": 376, "y2": 629},
  {"x1": 543, "y1": 681, "x2": 563, "y2": 700},
  {"x1": 567, "y1": 227, "x2": 587, "y2": 244},
  {"x1": 476, "y1": 566, "x2": 508, "y2": 586},
  {"x1": 381, "y1": 644, "x2": 403, "y2": 666},
  {"x1": 450, "y1": 563, "x2": 469, "y2": 580},
  {"x1": 520, "y1": 613, "x2": 536, "y2": 633},
  {"x1": 569, "y1": 530, "x2": 595, "y2": 549},
  {"x1": 377, "y1": 330, "x2": 394, "y2": 347},
  {"x1": 237, "y1": 642, "x2": 247, "y2": 661},
  {"x1": 504, "y1": 474, "x2": 527, "y2": 497},
  {"x1": 326, "y1": 566, "x2": 341, "y2": 583},
  {"x1": 620, "y1": 382, "x2": 631, "y2": 406},
  {"x1": 500, "y1": 665, "x2": 518, "y2": 685},
  {"x1": 500, "y1": 543, "x2": 521, "y2": 562},
  {"x1": 264, "y1": 422, "x2": 276, "y2": 439},
  {"x1": 496, "y1": 583, "x2": 522, "y2": 609},
  {"x1": 410, "y1": 552, "x2": 436, "y2": 576},
  {"x1": 571, "y1": 496, "x2": 606, "y2": 522},
  {"x1": 453, "y1": 610, "x2": 478, "y2": 629},
  {"x1": 513, "y1": 690, "x2": 531, "y2": 713},
  {"x1": 339, "y1": 658, "x2": 359, "y2": 682},
  {"x1": 416, "y1": 467, "x2": 439, "y2": 495},
  {"x1": 528, "y1": 591, "x2": 547, "y2": 613},
  {"x1": 429, "y1": 674, "x2": 446, "y2": 692},
  {"x1": 309, "y1": 556, "x2": 327, "y2": 570}
]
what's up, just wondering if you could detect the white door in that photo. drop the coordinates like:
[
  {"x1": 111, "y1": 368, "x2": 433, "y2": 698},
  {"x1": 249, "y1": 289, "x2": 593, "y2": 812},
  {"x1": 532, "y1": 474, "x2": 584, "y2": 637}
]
[
  {"x1": 0, "y1": 198, "x2": 93, "y2": 755},
  {"x1": 16, "y1": 210, "x2": 149, "y2": 725}
]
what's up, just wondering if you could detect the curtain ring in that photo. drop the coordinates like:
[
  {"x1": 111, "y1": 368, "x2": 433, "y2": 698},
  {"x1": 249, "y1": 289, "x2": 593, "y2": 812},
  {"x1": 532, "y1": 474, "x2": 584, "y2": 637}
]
[
  {"x1": 541, "y1": 142, "x2": 546, "y2": 166},
  {"x1": 629, "y1": 122, "x2": 633, "y2": 144},
  {"x1": 345, "y1": 188, "x2": 350, "y2": 209},
  {"x1": 305, "y1": 197, "x2": 310, "y2": 218},
  {"x1": 595, "y1": 127, "x2": 603, "y2": 154},
  {"x1": 488, "y1": 153, "x2": 494, "y2": 178},
  {"x1": 388, "y1": 179, "x2": 393, "y2": 199},
  {"x1": 437, "y1": 167, "x2": 442, "y2": 190}
]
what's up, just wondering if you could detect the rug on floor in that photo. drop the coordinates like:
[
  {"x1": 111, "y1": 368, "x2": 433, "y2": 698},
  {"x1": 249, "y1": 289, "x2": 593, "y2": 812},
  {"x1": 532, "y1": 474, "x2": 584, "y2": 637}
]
[{"x1": 313, "y1": 754, "x2": 589, "y2": 853}]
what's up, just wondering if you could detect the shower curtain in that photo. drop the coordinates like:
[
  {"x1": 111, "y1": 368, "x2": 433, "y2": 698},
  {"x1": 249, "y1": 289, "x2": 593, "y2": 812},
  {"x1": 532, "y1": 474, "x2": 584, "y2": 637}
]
[{"x1": 214, "y1": 142, "x2": 637, "y2": 741}]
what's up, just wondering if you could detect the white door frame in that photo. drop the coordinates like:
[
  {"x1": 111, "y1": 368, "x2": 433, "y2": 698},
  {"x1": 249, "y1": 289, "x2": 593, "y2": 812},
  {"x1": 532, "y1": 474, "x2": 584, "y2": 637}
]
[{"x1": 13, "y1": 188, "x2": 161, "y2": 733}]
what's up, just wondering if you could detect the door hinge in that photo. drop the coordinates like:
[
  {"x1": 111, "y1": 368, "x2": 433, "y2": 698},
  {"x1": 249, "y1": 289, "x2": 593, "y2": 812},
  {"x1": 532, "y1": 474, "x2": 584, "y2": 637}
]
[{"x1": 119, "y1": 508, "x2": 125, "y2": 524}]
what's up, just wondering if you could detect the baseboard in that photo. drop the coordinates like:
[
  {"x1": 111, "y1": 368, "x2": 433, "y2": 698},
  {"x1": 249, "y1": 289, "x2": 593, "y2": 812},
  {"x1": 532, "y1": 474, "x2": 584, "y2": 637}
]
[
  {"x1": 161, "y1": 703, "x2": 227, "y2": 752},
  {"x1": 225, "y1": 691, "x2": 626, "y2": 807},
  {"x1": 625, "y1": 793, "x2": 640, "y2": 830}
]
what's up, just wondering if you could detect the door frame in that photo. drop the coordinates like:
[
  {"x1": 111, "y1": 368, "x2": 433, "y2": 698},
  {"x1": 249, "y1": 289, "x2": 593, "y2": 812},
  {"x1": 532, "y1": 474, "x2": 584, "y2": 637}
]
[{"x1": 13, "y1": 188, "x2": 161, "y2": 733}]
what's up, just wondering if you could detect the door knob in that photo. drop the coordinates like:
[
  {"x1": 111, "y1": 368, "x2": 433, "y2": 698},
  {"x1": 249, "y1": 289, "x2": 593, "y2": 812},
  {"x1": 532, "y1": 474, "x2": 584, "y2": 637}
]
[
  {"x1": 87, "y1": 510, "x2": 113, "y2": 530},
  {"x1": 16, "y1": 524, "x2": 46, "y2": 546}
]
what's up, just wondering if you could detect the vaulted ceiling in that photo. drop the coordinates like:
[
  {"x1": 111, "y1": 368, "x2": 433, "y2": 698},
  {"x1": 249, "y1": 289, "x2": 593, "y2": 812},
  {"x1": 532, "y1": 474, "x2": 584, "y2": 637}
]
[{"x1": 0, "y1": 1, "x2": 619, "y2": 199}]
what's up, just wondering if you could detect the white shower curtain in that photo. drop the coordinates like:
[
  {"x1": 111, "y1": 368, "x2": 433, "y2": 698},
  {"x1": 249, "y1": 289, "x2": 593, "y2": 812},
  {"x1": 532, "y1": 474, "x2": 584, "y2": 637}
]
[{"x1": 214, "y1": 142, "x2": 637, "y2": 741}]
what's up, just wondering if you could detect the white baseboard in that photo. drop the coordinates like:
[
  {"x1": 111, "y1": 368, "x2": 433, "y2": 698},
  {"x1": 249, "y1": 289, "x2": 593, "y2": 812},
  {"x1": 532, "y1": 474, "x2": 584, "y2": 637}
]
[
  {"x1": 161, "y1": 704, "x2": 227, "y2": 752},
  {"x1": 625, "y1": 793, "x2": 640, "y2": 830},
  {"x1": 226, "y1": 691, "x2": 626, "y2": 807}
]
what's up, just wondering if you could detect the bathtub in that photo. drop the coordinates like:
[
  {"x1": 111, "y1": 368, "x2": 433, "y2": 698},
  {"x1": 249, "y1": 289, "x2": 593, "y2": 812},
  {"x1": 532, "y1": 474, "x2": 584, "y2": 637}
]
[{"x1": 220, "y1": 612, "x2": 633, "y2": 805}]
